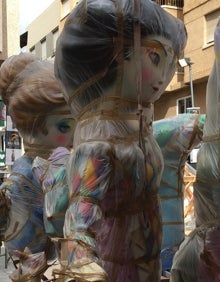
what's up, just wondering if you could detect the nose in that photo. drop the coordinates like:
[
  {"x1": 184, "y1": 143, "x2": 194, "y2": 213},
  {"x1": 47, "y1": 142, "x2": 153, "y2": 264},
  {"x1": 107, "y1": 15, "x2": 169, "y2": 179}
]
[{"x1": 158, "y1": 70, "x2": 166, "y2": 84}]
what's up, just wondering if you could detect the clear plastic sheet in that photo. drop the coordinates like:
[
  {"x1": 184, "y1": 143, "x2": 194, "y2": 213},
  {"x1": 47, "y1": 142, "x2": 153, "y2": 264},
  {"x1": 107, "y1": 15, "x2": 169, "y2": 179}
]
[
  {"x1": 0, "y1": 53, "x2": 70, "y2": 144},
  {"x1": 153, "y1": 113, "x2": 205, "y2": 272},
  {"x1": 171, "y1": 222, "x2": 220, "y2": 282},
  {"x1": 55, "y1": 0, "x2": 187, "y2": 280},
  {"x1": 32, "y1": 147, "x2": 70, "y2": 238},
  {"x1": 55, "y1": 0, "x2": 187, "y2": 124},
  {"x1": 170, "y1": 19, "x2": 220, "y2": 281},
  {"x1": 194, "y1": 19, "x2": 220, "y2": 226},
  {"x1": 9, "y1": 251, "x2": 47, "y2": 282},
  {"x1": 0, "y1": 53, "x2": 74, "y2": 280}
]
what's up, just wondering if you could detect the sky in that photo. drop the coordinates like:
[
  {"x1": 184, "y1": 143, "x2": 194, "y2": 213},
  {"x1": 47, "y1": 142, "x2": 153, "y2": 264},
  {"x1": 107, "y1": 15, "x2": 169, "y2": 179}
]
[{"x1": 19, "y1": 0, "x2": 55, "y2": 33}]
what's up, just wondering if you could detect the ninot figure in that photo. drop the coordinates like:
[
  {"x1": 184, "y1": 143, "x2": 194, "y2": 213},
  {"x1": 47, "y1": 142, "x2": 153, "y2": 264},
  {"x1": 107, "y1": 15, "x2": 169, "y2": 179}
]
[
  {"x1": 170, "y1": 19, "x2": 220, "y2": 282},
  {"x1": 55, "y1": 0, "x2": 187, "y2": 281},
  {"x1": 0, "y1": 52, "x2": 74, "y2": 282}
]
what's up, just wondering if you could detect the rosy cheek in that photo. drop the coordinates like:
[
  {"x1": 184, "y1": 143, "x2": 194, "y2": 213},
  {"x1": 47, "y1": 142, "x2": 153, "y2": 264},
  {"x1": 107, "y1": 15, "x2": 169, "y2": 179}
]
[
  {"x1": 55, "y1": 134, "x2": 67, "y2": 145},
  {"x1": 142, "y1": 68, "x2": 153, "y2": 81}
]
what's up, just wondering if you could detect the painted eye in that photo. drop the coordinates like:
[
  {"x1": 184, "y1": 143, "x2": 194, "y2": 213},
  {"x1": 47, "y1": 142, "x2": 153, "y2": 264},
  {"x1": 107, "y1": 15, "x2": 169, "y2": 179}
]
[
  {"x1": 58, "y1": 123, "x2": 72, "y2": 133},
  {"x1": 56, "y1": 119, "x2": 74, "y2": 134},
  {"x1": 148, "y1": 51, "x2": 160, "y2": 66}
]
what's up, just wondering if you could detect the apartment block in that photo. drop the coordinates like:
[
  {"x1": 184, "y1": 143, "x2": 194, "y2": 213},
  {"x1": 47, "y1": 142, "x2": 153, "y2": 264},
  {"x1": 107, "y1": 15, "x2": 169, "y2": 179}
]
[
  {"x1": 0, "y1": 0, "x2": 20, "y2": 174},
  {"x1": 0, "y1": 0, "x2": 20, "y2": 65},
  {"x1": 26, "y1": 0, "x2": 60, "y2": 60},
  {"x1": 154, "y1": 0, "x2": 220, "y2": 120}
]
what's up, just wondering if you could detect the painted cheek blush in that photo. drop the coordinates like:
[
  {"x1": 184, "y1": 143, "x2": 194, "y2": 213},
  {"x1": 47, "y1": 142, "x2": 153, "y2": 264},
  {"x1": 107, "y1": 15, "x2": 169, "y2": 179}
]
[
  {"x1": 55, "y1": 134, "x2": 67, "y2": 145},
  {"x1": 142, "y1": 68, "x2": 153, "y2": 81}
]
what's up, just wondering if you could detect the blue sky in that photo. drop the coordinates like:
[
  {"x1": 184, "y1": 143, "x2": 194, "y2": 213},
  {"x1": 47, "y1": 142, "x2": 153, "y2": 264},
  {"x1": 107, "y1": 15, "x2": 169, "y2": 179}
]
[{"x1": 19, "y1": 0, "x2": 54, "y2": 33}]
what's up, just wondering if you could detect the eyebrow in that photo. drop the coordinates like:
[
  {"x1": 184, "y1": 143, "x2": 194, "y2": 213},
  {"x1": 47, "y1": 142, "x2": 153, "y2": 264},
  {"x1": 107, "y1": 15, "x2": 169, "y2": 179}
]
[
  {"x1": 141, "y1": 39, "x2": 168, "y2": 56},
  {"x1": 122, "y1": 38, "x2": 175, "y2": 57}
]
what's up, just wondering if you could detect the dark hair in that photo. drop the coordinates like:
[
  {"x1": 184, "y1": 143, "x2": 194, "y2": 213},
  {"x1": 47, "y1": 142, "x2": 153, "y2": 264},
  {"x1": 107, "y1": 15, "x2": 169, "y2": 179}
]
[
  {"x1": 55, "y1": 0, "x2": 187, "y2": 117},
  {"x1": 0, "y1": 53, "x2": 68, "y2": 137}
]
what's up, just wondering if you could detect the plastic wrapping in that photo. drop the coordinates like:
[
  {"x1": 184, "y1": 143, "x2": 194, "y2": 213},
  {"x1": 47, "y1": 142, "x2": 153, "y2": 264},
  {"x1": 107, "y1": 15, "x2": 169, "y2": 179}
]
[
  {"x1": 32, "y1": 114, "x2": 205, "y2": 278},
  {"x1": 63, "y1": 137, "x2": 163, "y2": 281},
  {"x1": 0, "y1": 53, "x2": 72, "y2": 143},
  {"x1": 9, "y1": 251, "x2": 47, "y2": 282},
  {"x1": 55, "y1": 0, "x2": 187, "y2": 280},
  {"x1": 171, "y1": 222, "x2": 220, "y2": 282},
  {"x1": 1, "y1": 156, "x2": 47, "y2": 254},
  {"x1": 194, "y1": 19, "x2": 220, "y2": 226},
  {"x1": 55, "y1": 0, "x2": 187, "y2": 123},
  {"x1": 153, "y1": 113, "x2": 205, "y2": 272},
  {"x1": 32, "y1": 147, "x2": 71, "y2": 238},
  {"x1": 0, "y1": 53, "x2": 74, "y2": 280},
  {"x1": 170, "y1": 19, "x2": 220, "y2": 281}
]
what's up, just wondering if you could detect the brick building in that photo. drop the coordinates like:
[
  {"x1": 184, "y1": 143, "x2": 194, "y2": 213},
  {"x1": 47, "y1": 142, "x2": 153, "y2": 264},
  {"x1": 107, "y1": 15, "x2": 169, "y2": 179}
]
[{"x1": 154, "y1": 0, "x2": 220, "y2": 120}]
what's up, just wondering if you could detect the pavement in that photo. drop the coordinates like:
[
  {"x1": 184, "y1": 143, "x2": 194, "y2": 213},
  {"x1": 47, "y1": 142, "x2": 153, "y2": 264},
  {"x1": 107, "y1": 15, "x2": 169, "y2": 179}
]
[{"x1": 0, "y1": 244, "x2": 14, "y2": 282}]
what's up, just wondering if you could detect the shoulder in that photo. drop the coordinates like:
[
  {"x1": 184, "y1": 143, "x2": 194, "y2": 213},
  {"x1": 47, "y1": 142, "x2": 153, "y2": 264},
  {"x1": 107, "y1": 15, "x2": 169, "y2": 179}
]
[{"x1": 74, "y1": 141, "x2": 114, "y2": 157}]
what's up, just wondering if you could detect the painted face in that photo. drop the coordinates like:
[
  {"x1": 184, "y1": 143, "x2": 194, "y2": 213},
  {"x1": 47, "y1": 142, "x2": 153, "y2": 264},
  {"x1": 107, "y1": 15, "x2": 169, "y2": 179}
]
[
  {"x1": 122, "y1": 36, "x2": 176, "y2": 103},
  {"x1": 39, "y1": 106, "x2": 75, "y2": 149}
]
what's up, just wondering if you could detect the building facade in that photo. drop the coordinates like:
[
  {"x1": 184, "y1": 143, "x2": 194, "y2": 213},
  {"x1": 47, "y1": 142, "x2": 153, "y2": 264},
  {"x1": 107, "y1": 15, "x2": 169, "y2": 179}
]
[
  {"x1": 0, "y1": 0, "x2": 20, "y2": 175},
  {"x1": 26, "y1": 0, "x2": 60, "y2": 60},
  {"x1": 25, "y1": 0, "x2": 79, "y2": 60},
  {"x1": 154, "y1": 0, "x2": 220, "y2": 120},
  {"x1": 0, "y1": 0, "x2": 20, "y2": 65}
]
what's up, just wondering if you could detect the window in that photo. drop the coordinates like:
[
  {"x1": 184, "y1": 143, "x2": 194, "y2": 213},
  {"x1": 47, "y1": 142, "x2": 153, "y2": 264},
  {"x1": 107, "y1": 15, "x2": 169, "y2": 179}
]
[
  {"x1": 29, "y1": 46, "x2": 35, "y2": 55},
  {"x1": 152, "y1": 0, "x2": 183, "y2": 8},
  {"x1": 41, "y1": 38, "x2": 46, "y2": 60},
  {"x1": 177, "y1": 96, "x2": 192, "y2": 114},
  {"x1": 205, "y1": 9, "x2": 220, "y2": 45},
  {"x1": 52, "y1": 28, "x2": 59, "y2": 56},
  {"x1": 61, "y1": 0, "x2": 70, "y2": 19},
  {"x1": 176, "y1": 65, "x2": 184, "y2": 74}
]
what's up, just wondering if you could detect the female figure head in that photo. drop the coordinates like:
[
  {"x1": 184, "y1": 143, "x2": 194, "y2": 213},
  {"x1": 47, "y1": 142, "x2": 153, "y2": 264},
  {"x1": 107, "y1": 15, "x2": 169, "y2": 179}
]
[
  {"x1": 55, "y1": 0, "x2": 187, "y2": 118},
  {"x1": 0, "y1": 52, "x2": 74, "y2": 153}
]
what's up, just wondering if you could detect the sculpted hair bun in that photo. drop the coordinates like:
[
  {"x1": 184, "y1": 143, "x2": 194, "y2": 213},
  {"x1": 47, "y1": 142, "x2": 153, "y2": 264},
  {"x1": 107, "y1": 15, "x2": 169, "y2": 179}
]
[
  {"x1": 0, "y1": 52, "x2": 67, "y2": 136},
  {"x1": 0, "y1": 52, "x2": 37, "y2": 106}
]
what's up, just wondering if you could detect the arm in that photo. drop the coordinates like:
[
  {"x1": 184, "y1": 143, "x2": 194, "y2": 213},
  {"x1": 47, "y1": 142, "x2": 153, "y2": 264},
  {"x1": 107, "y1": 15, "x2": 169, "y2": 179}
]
[{"x1": 62, "y1": 141, "x2": 113, "y2": 280}]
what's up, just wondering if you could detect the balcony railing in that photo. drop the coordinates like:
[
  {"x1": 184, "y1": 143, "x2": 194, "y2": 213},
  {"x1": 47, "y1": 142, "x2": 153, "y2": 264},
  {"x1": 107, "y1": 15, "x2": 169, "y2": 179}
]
[{"x1": 152, "y1": 0, "x2": 184, "y2": 8}]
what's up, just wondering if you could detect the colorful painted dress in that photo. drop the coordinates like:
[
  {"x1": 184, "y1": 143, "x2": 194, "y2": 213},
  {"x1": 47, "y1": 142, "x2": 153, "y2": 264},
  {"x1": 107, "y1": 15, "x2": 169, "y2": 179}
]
[
  {"x1": 0, "y1": 155, "x2": 47, "y2": 255},
  {"x1": 32, "y1": 147, "x2": 70, "y2": 238},
  {"x1": 62, "y1": 115, "x2": 164, "y2": 281}
]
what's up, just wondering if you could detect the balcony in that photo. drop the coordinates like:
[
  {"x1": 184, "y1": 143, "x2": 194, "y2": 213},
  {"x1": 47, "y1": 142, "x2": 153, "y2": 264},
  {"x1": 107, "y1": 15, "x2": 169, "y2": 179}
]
[{"x1": 152, "y1": 0, "x2": 184, "y2": 8}]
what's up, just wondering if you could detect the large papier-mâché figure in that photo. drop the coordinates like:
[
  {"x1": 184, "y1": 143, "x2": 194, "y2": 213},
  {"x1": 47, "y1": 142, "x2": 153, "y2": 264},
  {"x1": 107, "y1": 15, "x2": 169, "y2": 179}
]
[
  {"x1": 32, "y1": 114, "x2": 205, "y2": 279},
  {"x1": 170, "y1": 20, "x2": 220, "y2": 281},
  {"x1": 55, "y1": 0, "x2": 187, "y2": 281},
  {"x1": 153, "y1": 113, "x2": 205, "y2": 272},
  {"x1": 0, "y1": 53, "x2": 74, "y2": 282}
]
